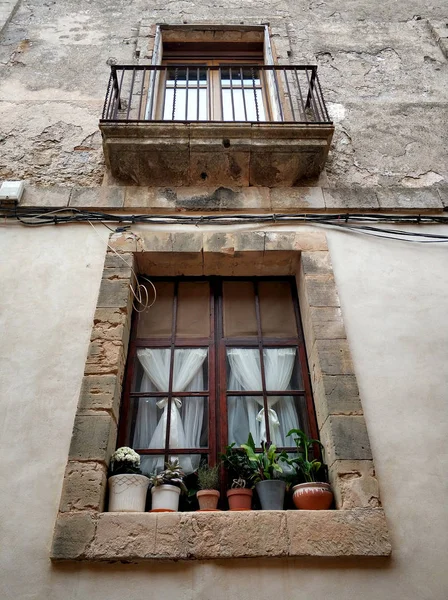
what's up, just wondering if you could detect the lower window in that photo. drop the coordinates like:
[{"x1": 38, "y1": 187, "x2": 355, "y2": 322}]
[{"x1": 119, "y1": 277, "x2": 318, "y2": 482}]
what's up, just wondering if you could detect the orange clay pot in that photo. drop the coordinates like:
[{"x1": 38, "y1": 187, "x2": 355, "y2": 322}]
[
  {"x1": 227, "y1": 488, "x2": 253, "y2": 511},
  {"x1": 197, "y1": 490, "x2": 220, "y2": 510},
  {"x1": 292, "y1": 482, "x2": 333, "y2": 510}
]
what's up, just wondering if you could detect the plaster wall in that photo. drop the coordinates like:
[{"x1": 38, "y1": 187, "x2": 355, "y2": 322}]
[
  {"x1": 0, "y1": 0, "x2": 447, "y2": 190},
  {"x1": 0, "y1": 224, "x2": 447, "y2": 600}
]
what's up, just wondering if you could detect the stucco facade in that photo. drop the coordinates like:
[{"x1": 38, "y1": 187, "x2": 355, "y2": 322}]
[{"x1": 1, "y1": 0, "x2": 448, "y2": 597}]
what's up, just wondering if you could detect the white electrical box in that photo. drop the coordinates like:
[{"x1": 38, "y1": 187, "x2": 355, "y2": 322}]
[{"x1": 0, "y1": 181, "x2": 25, "y2": 202}]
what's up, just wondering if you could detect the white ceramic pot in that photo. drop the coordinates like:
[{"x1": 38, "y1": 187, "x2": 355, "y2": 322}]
[
  {"x1": 108, "y1": 474, "x2": 150, "y2": 512},
  {"x1": 151, "y1": 484, "x2": 181, "y2": 512}
]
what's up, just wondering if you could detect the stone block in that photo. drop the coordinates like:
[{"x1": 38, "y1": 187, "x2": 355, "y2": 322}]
[
  {"x1": 139, "y1": 150, "x2": 190, "y2": 186},
  {"x1": 312, "y1": 374, "x2": 363, "y2": 428},
  {"x1": 89, "y1": 513, "x2": 157, "y2": 560},
  {"x1": 51, "y1": 512, "x2": 97, "y2": 561},
  {"x1": 233, "y1": 231, "x2": 266, "y2": 252},
  {"x1": 219, "y1": 187, "x2": 270, "y2": 210},
  {"x1": 172, "y1": 232, "x2": 204, "y2": 253},
  {"x1": 137, "y1": 251, "x2": 204, "y2": 277},
  {"x1": 323, "y1": 188, "x2": 379, "y2": 209},
  {"x1": 308, "y1": 307, "x2": 346, "y2": 340},
  {"x1": 137, "y1": 231, "x2": 173, "y2": 252},
  {"x1": 293, "y1": 231, "x2": 328, "y2": 251},
  {"x1": 102, "y1": 264, "x2": 133, "y2": 280},
  {"x1": 69, "y1": 187, "x2": 125, "y2": 208},
  {"x1": 68, "y1": 413, "x2": 117, "y2": 464},
  {"x1": 265, "y1": 231, "x2": 297, "y2": 251},
  {"x1": 287, "y1": 509, "x2": 391, "y2": 556},
  {"x1": 270, "y1": 187, "x2": 325, "y2": 210},
  {"x1": 310, "y1": 339, "x2": 355, "y2": 376},
  {"x1": 300, "y1": 251, "x2": 333, "y2": 275},
  {"x1": 78, "y1": 374, "x2": 121, "y2": 420},
  {"x1": 97, "y1": 278, "x2": 131, "y2": 309},
  {"x1": 329, "y1": 460, "x2": 381, "y2": 510},
  {"x1": 302, "y1": 274, "x2": 340, "y2": 308},
  {"x1": 189, "y1": 150, "x2": 250, "y2": 187},
  {"x1": 108, "y1": 233, "x2": 138, "y2": 253},
  {"x1": 71, "y1": 510, "x2": 391, "y2": 561},
  {"x1": 84, "y1": 339, "x2": 124, "y2": 376},
  {"x1": 203, "y1": 232, "x2": 236, "y2": 254},
  {"x1": 21, "y1": 186, "x2": 70, "y2": 207},
  {"x1": 376, "y1": 187, "x2": 443, "y2": 210},
  {"x1": 124, "y1": 187, "x2": 174, "y2": 209},
  {"x1": 104, "y1": 252, "x2": 135, "y2": 269},
  {"x1": 320, "y1": 415, "x2": 372, "y2": 465},
  {"x1": 437, "y1": 185, "x2": 448, "y2": 208},
  {"x1": 59, "y1": 461, "x2": 107, "y2": 512}
]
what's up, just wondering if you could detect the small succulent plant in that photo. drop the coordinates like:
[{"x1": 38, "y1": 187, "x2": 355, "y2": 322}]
[{"x1": 149, "y1": 459, "x2": 187, "y2": 493}]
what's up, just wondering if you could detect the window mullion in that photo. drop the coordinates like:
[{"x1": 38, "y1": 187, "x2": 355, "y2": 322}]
[
  {"x1": 164, "y1": 280, "x2": 179, "y2": 463},
  {"x1": 254, "y1": 279, "x2": 271, "y2": 445}
]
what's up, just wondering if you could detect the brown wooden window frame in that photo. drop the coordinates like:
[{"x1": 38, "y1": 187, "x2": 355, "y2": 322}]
[{"x1": 119, "y1": 276, "x2": 319, "y2": 488}]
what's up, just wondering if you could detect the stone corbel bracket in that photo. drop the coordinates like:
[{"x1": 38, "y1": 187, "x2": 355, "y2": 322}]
[{"x1": 51, "y1": 229, "x2": 391, "y2": 562}]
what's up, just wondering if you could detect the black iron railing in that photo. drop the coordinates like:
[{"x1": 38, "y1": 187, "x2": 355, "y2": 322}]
[{"x1": 101, "y1": 64, "x2": 332, "y2": 125}]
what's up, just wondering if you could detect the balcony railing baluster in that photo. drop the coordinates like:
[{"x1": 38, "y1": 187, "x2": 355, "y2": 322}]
[{"x1": 100, "y1": 64, "x2": 333, "y2": 125}]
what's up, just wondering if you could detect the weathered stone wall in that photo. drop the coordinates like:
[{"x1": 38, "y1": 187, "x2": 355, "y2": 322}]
[{"x1": 0, "y1": 0, "x2": 447, "y2": 192}]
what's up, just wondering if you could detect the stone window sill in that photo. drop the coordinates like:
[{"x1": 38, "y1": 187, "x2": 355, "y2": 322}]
[{"x1": 51, "y1": 508, "x2": 391, "y2": 562}]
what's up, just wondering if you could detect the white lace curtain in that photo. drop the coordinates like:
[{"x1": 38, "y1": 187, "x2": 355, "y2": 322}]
[
  {"x1": 132, "y1": 348, "x2": 207, "y2": 475},
  {"x1": 227, "y1": 348, "x2": 300, "y2": 446}
]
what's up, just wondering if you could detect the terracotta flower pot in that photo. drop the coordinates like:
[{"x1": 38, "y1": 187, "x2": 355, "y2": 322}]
[
  {"x1": 197, "y1": 490, "x2": 220, "y2": 510},
  {"x1": 227, "y1": 488, "x2": 253, "y2": 510},
  {"x1": 292, "y1": 482, "x2": 333, "y2": 510}
]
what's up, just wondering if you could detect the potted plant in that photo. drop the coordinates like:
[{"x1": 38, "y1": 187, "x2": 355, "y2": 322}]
[
  {"x1": 220, "y1": 443, "x2": 254, "y2": 510},
  {"x1": 241, "y1": 434, "x2": 288, "y2": 510},
  {"x1": 108, "y1": 447, "x2": 150, "y2": 512},
  {"x1": 196, "y1": 462, "x2": 220, "y2": 511},
  {"x1": 149, "y1": 459, "x2": 187, "y2": 512},
  {"x1": 286, "y1": 428, "x2": 333, "y2": 510}
]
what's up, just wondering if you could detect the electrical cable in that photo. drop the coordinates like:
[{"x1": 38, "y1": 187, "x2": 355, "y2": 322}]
[{"x1": 2, "y1": 206, "x2": 448, "y2": 244}]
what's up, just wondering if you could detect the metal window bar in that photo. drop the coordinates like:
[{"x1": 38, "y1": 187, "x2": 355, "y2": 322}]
[{"x1": 101, "y1": 65, "x2": 333, "y2": 125}]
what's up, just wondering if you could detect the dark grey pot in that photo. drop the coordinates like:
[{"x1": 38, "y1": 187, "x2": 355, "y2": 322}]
[{"x1": 255, "y1": 480, "x2": 286, "y2": 510}]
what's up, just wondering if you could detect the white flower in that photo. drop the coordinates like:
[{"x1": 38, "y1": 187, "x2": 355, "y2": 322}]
[{"x1": 111, "y1": 446, "x2": 140, "y2": 466}]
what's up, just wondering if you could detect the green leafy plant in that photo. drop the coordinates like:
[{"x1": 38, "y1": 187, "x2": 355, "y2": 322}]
[
  {"x1": 149, "y1": 459, "x2": 187, "y2": 493},
  {"x1": 220, "y1": 442, "x2": 254, "y2": 488},
  {"x1": 240, "y1": 433, "x2": 288, "y2": 483},
  {"x1": 109, "y1": 447, "x2": 142, "y2": 476},
  {"x1": 197, "y1": 462, "x2": 220, "y2": 490},
  {"x1": 286, "y1": 428, "x2": 326, "y2": 483}
]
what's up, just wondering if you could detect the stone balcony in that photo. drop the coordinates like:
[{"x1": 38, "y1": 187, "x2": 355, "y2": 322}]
[{"x1": 99, "y1": 65, "x2": 334, "y2": 187}]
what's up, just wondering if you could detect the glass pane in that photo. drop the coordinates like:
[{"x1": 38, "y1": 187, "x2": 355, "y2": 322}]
[
  {"x1": 259, "y1": 281, "x2": 296, "y2": 338},
  {"x1": 263, "y1": 347, "x2": 301, "y2": 390},
  {"x1": 227, "y1": 394, "x2": 304, "y2": 448},
  {"x1": 133, "y1": 348, "x2": 171, "y2": 393},
  {"x1": 136, "y1": 281, "x2": 174, "y2": 338},
  {"x1": 227, "y1": 395, "x2": 259, "y2": 446},
  {"x1": 177, "y1": 281, "x2": 210, "y2": 338},
  {"x1": 166, "y1": 67, "x2": 207, "y2": 84},
  {"x1": 223, "y1": 281, "x2": 257, "y2": 337},
  {"x1": 227, "y1": 348, "x2": 262, "y2": 391},
  {"x1": 244, "y1": 88, "x2": 265, "y2": 121},
  {"x1": 173, "y1": 348, "x2": 208, "y2": 392}
]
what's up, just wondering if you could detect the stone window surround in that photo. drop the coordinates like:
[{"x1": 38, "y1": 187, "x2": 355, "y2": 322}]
[{"x1": 51, "y1": 229, "x2": 391, "y2": 562}]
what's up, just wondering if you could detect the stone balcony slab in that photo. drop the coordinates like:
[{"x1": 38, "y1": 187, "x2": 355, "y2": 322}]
[{"x1": 100, "y1": 122, "x2": 334, "y2": 187}]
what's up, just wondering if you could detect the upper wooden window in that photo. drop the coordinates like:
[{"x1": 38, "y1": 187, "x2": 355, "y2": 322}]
[{"x1": 119, "y1": 277, "x2": 318, "y2": 482}]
